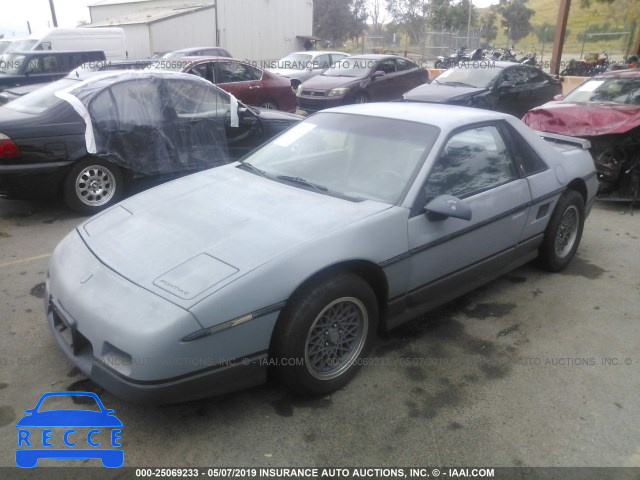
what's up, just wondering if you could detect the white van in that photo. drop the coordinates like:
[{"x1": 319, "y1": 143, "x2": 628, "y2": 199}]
[{"x1": 6, "y1": 28, "x2": 127, "y2": 60}]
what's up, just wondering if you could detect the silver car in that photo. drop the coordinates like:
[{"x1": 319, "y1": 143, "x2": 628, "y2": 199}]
[
  {"x1": 46, "y1": 103, "x2": 597, "y2": 404},
  {"x1": 267, "y1": 51, "x2": 349, "y2": 90}
]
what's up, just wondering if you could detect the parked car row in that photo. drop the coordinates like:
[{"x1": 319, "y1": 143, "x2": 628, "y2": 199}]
[{"x1": 2, "y1": 44, "x2": 621, "y2": 406}]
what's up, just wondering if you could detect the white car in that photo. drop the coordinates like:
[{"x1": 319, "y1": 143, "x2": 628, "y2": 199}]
[{"x1": 267, "y1": 51, "x2": 349, "y2": 90}]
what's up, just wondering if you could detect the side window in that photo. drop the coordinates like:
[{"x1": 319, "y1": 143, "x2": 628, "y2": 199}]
[
  {"x1": 188, "y1": 63, "x2": 212, "y2": 82},
  {"x1": 217, "y1": 62, "x2": 261, "y2": 83},
  {"x1": 164, "y1": 80, "x2": 231, "y2": 121},
  {"x1": 424, "y1": 125, "x2": 517, "y2": 199},
  {"x1": 314, "y1": 54, "x2": 330, "y2": 69},
  {"x1": 379, "y1": 59, "x2": 396, "y2": 74},
  {"x1": 330, "y1": 54, "x2": 348, "y2": 66},
  {"x1": 107, "y1": 80, "x2": 164, "y2": 125},
  {"x1": 89, "y1": 88, "x2": 118, "y2": 124},
  {"x1": 396, "y1": 58, "x2": 416, "y2": 71},
  {"x1": 26, "y1": 58, "x2": 44, "y2": 74},
  {"x1": 500, "y1": 123, "x2": 548, "y2": 176},
  {"x1": 510, "y1": 68, "x2": 529, "y2": 85}
]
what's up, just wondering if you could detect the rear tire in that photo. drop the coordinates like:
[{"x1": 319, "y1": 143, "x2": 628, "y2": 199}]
[
  {"x1": 63, "y1": 158, "x2": 124, "y2": 215},
  {"x1": 538, "y1": 190, "x2": 585, "y2": 272},
  {"x1": 434, "y1": 60, "x2": 444, "y2": 69},
  {"x1": 271, "y1": 272, "x2": 378, "y2": 396}
]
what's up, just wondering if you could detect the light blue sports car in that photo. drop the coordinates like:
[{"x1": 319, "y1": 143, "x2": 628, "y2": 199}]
[{"x1": 46, "y1": 103, "x2": 598, "y2": 404}]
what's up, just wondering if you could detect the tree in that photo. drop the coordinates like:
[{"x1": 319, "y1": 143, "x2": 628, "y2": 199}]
[
  {"x1": 430, "y1": 0, "x2": 477, "y2": 30},
  {"x1": 368, "y1": 0, "x2": 387, "y2": 36},
  {"x1": 386, "y1": 0, "x2": 432, "y2": 44},
  {"x1": 350, "y1": 0, "x2": 369, "y2": 40},
  {"x1": 580, "y1": 0, "x2": 640, "y2": 26},
  {"x1": 479, "y1": 9, "x2": 499, "y2": 44},
  {"x1": 497, "y1": 0, "x2": 535, "y2": 45},
  {"x1": 532, "y1": 22, "x2": 564, "y2": 44},
  {"x1": 313, "y1": 0, "x2": 358, "y2": 44}
]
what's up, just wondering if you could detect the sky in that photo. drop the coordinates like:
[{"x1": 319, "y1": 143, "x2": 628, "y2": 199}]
[{"x1": 1, "y1": 0, "x2": 501, "y2": 38}]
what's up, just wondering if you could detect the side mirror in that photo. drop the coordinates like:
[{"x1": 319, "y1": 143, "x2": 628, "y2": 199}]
[
  {"x1": 498, "y1": 80, "x2": 513, "y2": 89},
  {"x1": 372, "y1": 70, "x2": 385, "y2": 79},
  {"x1": 424, "y1": 195, "x2": 472, "y2": 221},
  {"x1": 553, "y1": 94, "x2": 564, "y2": 101}
]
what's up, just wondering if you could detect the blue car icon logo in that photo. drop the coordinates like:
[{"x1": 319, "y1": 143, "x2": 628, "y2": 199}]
[{"x1": 16, "y1": 391, "x2": 123, "y2": 468}]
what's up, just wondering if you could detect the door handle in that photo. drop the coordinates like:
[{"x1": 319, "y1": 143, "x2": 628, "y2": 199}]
[{"x1": 249, "y1": 85, "x2": 261, "y2": 90}]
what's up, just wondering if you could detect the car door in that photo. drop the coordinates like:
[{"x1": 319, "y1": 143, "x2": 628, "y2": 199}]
[
  {"x1": 493, "y1": 66, "x2": 532, "y2": 116},
  {"x1": 405, "y1": 123, "x2": 531, "y2": 311},
  {"x1": 522, "y1": 67, "x2": 560, "y2": 111},
  {"x1": 162, "y1": 78, "x2": 234, "y2": 169},
  {"x1": 366, "y1": 58, "x2": 401, "y2": 101},
  {"x1": 213, "y1": 60, "x2": 263, "y2": 106}
]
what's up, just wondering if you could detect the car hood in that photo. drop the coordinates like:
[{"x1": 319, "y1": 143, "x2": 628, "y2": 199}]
[
  {"x1": 301, "y1": 74, "x2": 362, "y2": 91},
  {"x1": 403, "y1": 83, "x2": 484, "y2": 102},
  {"x1": 522, "y1": 101, "x2": 640, "y2": 136},
  {"x1": 78, "y1": 164, "x2": 392, "y2": 307}
]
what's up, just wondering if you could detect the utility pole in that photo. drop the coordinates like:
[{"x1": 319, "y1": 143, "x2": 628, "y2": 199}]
[
  {"x1": 49, "y1": 0, "x2": 58, "y2": 27},
  {"x1": 466, "y1": 0, "x2": 473, "y2": 48}
]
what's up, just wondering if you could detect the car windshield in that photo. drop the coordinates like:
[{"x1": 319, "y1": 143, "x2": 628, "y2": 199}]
[
  {"x1": 434, "y1": 63, "x2": 504, "y2": 88},
  {"x1": 323, "y1": 58, "x2": 374, "y2": 78},
  {"x1": 242, "y1": 112, "x2": 439, "y2": 204},
  {"x1": 276, "y1": 53, "x2": 313, "y2": 70},
  {"x1": 563, "y1": 76, "x2": 640, "y2": 104},
  {"x1": 4, "y1": 78, "x2": 78, "y2": 114},
  {"x1": 0, "y1": 53, "x2": 26, "y2": 74},
  {"x1": 5, "y1": 39, "x2": 38, "y2": 52}
]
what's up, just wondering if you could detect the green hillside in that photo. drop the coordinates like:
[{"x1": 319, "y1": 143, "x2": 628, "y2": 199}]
[{"x1": 487, "y1": 0, "x2": 639, "y2": 61}]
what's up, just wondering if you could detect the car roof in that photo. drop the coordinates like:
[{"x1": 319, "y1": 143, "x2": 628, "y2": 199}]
[
  {"x1": 323, "y1": 102, "x2": 512, "y2": 129},
  {"x1": 346, "y1": 54, "x2": 409, "y2": 60},
  {"x1": 286, "y1": 51, "x2": 348, "y2": 56},
  {"x1": 595, "y1": 68, "x2": 640, "y2": 78},
  {"x1": 173, "y1": 46, "x2": 229, "y2": 53}
]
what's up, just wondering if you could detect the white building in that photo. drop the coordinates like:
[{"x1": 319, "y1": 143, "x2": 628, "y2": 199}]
[{"x1": 86, "y1": 0, "x2": 314, "y2": 61}]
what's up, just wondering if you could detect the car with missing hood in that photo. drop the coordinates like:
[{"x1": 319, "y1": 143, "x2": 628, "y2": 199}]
[
  {"x1": 46, "y1": 103, "x2": 597, "y2": 404},
  {"x1": 0, "y1": 70, "x2": 302, "y2": 213},
  {"x1": 296, "y1": 54, "x2": 428, "y2": 112},
  {"x1": 403, "y1": 61, "x2": 561, "y2": 118},
  {"x1": 523, "y1": 69, "x2": 640, "y2": 201}
]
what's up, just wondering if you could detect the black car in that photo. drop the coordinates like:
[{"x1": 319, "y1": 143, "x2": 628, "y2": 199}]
[
  {"x1": 0, "y1": 50, "x2": 106, "y2": 91},
  {"x1": 403, "y1": 61, "x2": 562, "y2": 118},
  {"x1": 0, "y1": 71, "x2": 301, "y2": 214}
]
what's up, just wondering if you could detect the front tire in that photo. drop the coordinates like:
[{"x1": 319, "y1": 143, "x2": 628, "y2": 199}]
[
  {"x1": 63, "y1": 158, "x2": 124, "y2": 214},
  {"x1": 353, "y1": 93, "x2": 369, "y2": 104},
  {"x1": 538, "y1": 190, "x2": 585, "y2": 271},
  {"x1": 271, "y1": 272, "x2": 378, "y2": 396}
]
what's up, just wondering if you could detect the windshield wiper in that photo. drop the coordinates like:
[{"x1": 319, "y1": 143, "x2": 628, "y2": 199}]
[
  {"x1": 277, "y1": 175, "x2": 328, "y2": 192},
  {"x1": 237, "y1": 162, "x2": 265, "y2": 176}
]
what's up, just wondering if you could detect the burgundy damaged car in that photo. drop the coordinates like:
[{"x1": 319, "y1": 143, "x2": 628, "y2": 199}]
[{"x1": 523, "y1": 69, "x2": 640, "y2": 201}]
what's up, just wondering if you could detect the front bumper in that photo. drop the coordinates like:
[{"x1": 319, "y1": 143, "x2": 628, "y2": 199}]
[
  {"x1": 296, "y1": 94, "x2": 347, "y2": 113},
  {"x1": 46, "y1": 230, "x2": 271, "y2": 404}
]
